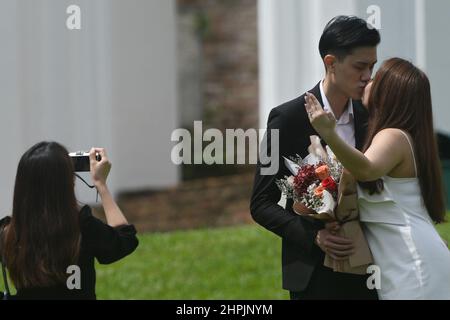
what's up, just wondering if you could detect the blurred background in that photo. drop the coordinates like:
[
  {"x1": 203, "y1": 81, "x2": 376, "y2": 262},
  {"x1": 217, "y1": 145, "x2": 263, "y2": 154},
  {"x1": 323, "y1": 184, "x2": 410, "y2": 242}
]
[{"x1": 0, "y1": 0, "x2": 449, "y2": 299}]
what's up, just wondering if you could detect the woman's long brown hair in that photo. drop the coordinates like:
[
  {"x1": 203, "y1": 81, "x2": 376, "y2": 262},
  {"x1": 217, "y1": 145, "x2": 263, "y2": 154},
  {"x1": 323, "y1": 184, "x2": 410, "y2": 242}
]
[
  {"x1": 3, "y1": 142, "x2": 80, "y2": 289},
  {"x1": 361, "y1": 58, "x2": 446, "y2": 223}
]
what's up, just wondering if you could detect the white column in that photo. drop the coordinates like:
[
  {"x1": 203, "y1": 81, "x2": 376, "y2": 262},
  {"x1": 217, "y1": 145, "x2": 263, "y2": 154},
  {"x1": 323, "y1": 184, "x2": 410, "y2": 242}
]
[{"x1": 109, "y1": 0, "x2": 179, "y2": 190}]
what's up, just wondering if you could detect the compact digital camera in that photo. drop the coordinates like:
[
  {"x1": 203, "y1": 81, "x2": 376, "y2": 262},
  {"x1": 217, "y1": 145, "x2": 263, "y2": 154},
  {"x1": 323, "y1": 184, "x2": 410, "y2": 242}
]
[{"x1": 69, "y1": 151, "x2": 101, "y2": 172}]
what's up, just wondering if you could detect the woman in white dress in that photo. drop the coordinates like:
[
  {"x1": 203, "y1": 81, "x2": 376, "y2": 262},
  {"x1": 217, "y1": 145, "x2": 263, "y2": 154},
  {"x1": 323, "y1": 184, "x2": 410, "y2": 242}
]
[{"x1": 305, "y1": 57, "x2": 450, "y2": 300}]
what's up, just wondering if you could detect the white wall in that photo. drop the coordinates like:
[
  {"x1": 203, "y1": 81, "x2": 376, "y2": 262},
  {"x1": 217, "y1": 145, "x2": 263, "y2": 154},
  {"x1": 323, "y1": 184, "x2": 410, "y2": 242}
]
[
  {"x1": 0, "y1": 0, "x2": 179, "y2": 216},
  {"x1": 425, "y1": 0, "x2": 450, "y2": 135},
  {"x1": 258, "y1": 0, "x2": 449, "y2": 135},
  {"x1": 109, "y1": 0, "x2": 179, "y2": 190}
]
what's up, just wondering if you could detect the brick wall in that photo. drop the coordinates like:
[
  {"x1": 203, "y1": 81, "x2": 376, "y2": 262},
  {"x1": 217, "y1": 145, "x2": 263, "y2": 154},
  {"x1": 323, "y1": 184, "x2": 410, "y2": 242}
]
[
  {"x1": 93, "y1": 172, "x2": 256, "y2": 233},
  {"x1": 178, "y1": 0, "x2": 259, "y2": 131}
]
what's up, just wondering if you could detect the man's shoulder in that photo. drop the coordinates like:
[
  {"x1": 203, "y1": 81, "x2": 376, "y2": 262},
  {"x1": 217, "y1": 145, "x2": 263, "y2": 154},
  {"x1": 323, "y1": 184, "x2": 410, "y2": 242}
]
[
  {"x1": 269, "y1": 94, "x2": 309, "y2": 126},
  {"x1": 273, "y1": 94, "x2": 305, "y2": 114},
  {"x1": 271, "y1": 82, "x2": 321, "y2": 119}
]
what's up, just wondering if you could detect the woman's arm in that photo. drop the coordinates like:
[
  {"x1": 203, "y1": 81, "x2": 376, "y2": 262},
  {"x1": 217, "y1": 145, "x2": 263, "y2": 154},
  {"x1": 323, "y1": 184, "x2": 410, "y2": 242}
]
[
  {"x1": 305, "y1": 92, "x2": 405, "y2": 181},
  {"x1": 89, "y1": 148, "x2": 129, "y2": 227}
]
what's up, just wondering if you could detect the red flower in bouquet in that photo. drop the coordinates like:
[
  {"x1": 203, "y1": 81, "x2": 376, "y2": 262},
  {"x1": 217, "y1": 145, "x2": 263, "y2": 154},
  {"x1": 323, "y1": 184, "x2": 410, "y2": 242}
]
[
  {"x1": 276, "y1": 136, "x2": 344, "y2": 215},
  {"x1": 293, "y1": 164, "x2": 318, "y2": 195},
  {"x1": 322, "y1": 176, "x2": 337, "y2": 193}
]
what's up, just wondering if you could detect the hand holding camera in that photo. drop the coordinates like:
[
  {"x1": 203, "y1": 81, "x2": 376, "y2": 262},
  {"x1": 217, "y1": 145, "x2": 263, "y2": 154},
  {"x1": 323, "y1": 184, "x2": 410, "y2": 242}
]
[
  {"x1": 69, "y1": 148, "x2": 111, "y2": 189},
  {"x1": 69, "y1": 151, "x2": 101, "y2": 172},
  {"x1": 89, "y1": 148, "x2": 111, "y2": 188}
]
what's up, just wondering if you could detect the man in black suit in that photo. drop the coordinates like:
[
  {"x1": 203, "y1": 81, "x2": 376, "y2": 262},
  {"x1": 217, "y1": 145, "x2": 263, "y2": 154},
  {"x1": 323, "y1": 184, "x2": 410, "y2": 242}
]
[{"x1": 250, "y1": 16, "x2": 380, "y2": 300}]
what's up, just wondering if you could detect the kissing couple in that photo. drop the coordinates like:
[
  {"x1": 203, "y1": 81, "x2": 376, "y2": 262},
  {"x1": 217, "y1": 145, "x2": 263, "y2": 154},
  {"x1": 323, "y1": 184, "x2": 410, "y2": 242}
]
[{"x1": 251, "y1": 15, "x2": 450, "y2": 300}]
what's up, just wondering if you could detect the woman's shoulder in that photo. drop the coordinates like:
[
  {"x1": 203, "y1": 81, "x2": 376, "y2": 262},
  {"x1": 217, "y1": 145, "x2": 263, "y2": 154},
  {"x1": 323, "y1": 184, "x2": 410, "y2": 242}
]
[
  {"x1": 373, "y1": 128, "x2": 412, "y2": 149},
  {"x1": 78, "y1": 205, "x2": 105, "y2": 227},
  {"x1": 373, "y1": 128, "x2": 417, "y2": 178},
  {"x1": 78, "y1": 205, "x2": 106, "y2": 242},
  {"x1": 375, "y1": 127, "x2": 411, "y2": 137},
  {"x1": 78, "y1": 205, "x2": 101, "y2": 232},
  {"x1": 78, "y1": 204, "x2": 93, "y2": 218},
  {"x1": 77, "y1": 205, "x2": 138, "y2": 263},
  {"x1": 78, "y1": 205, "x2": 137, "y2": 235},
  {"x1": 78, "y1": 205, "x2": 92, "y2": 224}
]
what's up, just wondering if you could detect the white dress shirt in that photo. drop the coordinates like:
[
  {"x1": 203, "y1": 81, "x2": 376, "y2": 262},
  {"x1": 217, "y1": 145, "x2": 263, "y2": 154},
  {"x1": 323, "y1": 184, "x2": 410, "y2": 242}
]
[{"x1": 319, "y1": 81, "x2": 355, "y2": 147}]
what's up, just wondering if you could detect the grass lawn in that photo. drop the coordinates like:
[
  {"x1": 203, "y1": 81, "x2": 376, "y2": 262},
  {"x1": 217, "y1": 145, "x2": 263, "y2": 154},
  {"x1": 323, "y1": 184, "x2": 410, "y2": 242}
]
[
  {"x1": 2, "y1": 215, "x2": 450, "y2": 299},
  {"x1": 95, "y1": 223, "x2": 288, "y2": 300},
  {"x1": 436, "y1": 216, "x2": 450, "y2": 244},
  {"x1": 95, "y1": 214, "x2": 450, "y2": 300}
]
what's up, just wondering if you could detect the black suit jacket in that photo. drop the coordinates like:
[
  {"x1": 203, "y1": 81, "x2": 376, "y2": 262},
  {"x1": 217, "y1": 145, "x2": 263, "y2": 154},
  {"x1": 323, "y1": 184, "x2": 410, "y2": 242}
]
[{"x1": 250, "y1": 83, "x2": 369, "y2": 292}]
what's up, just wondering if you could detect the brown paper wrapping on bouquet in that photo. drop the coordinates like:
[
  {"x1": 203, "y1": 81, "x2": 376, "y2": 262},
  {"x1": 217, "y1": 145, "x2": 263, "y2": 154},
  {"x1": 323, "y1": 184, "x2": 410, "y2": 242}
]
[
  {"x1": 292, "y1": 136, "x2": 373, "y2": 274},
  {"x1": 323, "y1": 169, "x2": 374, "y2": 274},
  {"x1": 292, "y1": 175, "x2": 374, "y2": 274}
]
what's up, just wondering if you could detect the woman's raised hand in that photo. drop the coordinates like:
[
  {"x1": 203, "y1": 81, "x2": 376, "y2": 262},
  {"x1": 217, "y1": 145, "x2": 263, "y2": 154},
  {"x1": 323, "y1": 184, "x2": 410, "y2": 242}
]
[
  {"x1": 89, "y1": 147, "x2": 111, "y2": 188},
  {"x1": 304, "y1": 92, "x2": 336, "y2": 140}
]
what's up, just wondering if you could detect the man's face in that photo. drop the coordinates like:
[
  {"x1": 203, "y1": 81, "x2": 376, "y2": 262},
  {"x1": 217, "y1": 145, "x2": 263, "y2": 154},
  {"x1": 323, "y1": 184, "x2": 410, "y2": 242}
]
[{"x1": 332, "y1": 46, "x2": 377, "y2": 100}]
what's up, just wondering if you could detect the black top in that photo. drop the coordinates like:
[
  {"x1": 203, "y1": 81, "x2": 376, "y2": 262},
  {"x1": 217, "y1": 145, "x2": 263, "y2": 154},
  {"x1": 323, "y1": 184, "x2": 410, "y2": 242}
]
[
  {"x1": 250, "y1": 83, "x2": 369, "y2": 292},
  {"x1": 0, "y1": 205, "x2": 139, "y2": 300}
]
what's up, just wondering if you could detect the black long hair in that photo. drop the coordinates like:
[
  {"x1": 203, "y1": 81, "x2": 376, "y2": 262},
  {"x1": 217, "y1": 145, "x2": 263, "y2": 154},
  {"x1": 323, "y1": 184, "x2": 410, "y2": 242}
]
[{"x1": 4, "y1": 141, "x2": 81, "y2": 289}]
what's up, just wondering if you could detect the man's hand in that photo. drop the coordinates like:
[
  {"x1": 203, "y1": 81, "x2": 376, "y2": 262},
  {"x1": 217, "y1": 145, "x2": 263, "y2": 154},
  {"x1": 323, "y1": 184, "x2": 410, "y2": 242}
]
[{"x1": 315, "y1": 223, "x2": 355, "y2": 260}]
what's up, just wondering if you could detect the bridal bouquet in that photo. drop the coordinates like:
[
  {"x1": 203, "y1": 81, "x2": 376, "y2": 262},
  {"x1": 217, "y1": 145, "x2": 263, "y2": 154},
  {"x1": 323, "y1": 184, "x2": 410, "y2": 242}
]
[
  {"x1": 277, "y1": 136, "x2": 373, "y2": 275},
  {"x1": 276, "y1": 137, "x2": 343, "y2": 218}
]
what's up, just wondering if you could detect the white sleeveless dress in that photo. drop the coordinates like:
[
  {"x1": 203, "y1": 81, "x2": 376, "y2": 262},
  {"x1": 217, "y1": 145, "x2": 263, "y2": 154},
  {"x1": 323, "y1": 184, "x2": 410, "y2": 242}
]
[{"x1": 357, "y1": 131, "x2": 450, "y2": 300}]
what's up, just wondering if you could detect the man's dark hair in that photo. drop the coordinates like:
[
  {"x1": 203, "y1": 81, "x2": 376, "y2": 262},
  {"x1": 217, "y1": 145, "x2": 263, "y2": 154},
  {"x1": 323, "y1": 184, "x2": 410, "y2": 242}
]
[{"x1": 319, "y1": 15, "x2": 380, "y2": 60}]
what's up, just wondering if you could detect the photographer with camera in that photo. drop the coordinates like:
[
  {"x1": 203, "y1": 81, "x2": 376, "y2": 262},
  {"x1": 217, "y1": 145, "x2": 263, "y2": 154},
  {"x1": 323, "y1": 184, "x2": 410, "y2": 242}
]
[{"x1": 0, "y1": 142, "x2": 138, "y2": 299}]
